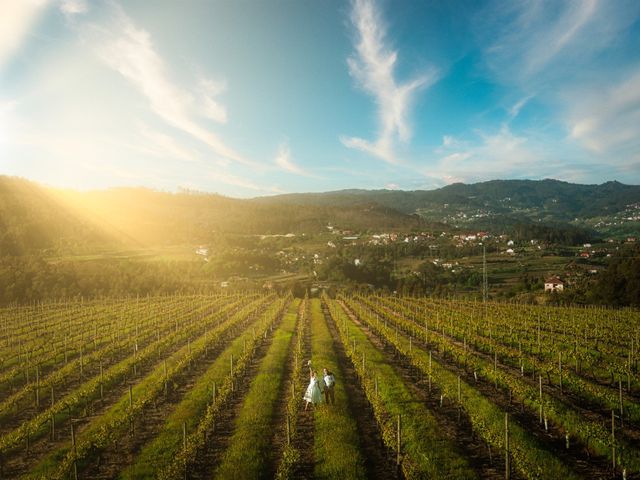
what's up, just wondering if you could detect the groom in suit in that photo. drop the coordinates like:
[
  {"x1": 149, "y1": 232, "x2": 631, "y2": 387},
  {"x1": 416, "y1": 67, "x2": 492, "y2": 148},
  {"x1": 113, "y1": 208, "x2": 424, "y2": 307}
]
[{"x1": 322, "y1": 368, "x2": 335, "y2": 405}]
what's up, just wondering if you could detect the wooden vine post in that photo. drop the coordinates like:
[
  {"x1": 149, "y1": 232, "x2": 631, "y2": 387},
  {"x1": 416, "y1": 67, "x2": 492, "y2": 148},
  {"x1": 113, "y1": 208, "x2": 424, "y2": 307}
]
[
  {"x1": 35, "y1": 365, "x2": 40, "y2": 408},
  {"x1": 424, "y1": 319, "x2": 428, "y2": 345},
  {"x1": 129, "y1": 384, "x2": 134, "y2": 437},
  {"x1": 559, "y1": 352, "x2": 563, "y2": 395},
  {"x1": 164, "y1": 359, "x2": 168, "y2": 395},
  {"x1": 457, "y1": 375, "x2": 462, "y2": 423},
  {"x1": 50, "y1": 412, "x2": 55, "y2": 441},
  {"x1": 71, "y1": 422, "x2": 78, "y2": 480},
  {"x1": 612, "y1": 410, "x2": 616, "y2": 471},
  {"x1": 230, "y1": 354, "x2": 234, "y2": 392},
  {"x1": 505, "y1": 412, "x2": 510, "y2": 480},
  {"x1": 619, "y1": 378, "x2": 624, "y2": 419},
  {"x1": 538, "y1": 376, "x2": 543, "y2": 424},
  {"x1": 182, "y1": 421, "x2": 188, "y2": 480},
  {"x1": 396, "y1": 414, "x2": 402, "y2": 467},
  {"x1": 182, "y1": 421, "x2": 187, "y2": 451}
]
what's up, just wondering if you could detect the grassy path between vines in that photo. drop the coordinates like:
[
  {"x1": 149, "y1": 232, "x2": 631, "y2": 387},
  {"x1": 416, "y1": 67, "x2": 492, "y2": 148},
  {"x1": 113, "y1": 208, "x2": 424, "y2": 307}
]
[
  {"x1": 320, "y1": 298, "x2": 400, "y2": 480},
  {"x1": 212, "y1": 299, "x2": 300, "y2": 479},
  {"x1": 308, "y1": 298, "x2": 366, "y2": 479}
]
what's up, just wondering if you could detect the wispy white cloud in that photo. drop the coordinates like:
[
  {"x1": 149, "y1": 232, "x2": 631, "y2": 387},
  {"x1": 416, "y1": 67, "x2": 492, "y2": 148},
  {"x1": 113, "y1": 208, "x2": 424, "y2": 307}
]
[
  {"x1": 428, "y1": 124, "x2": 557, "y2": 184},
  {"x1": 442, "y1": 135, "x2": 457, "y2": 148},
  {"x1": 198, "y1": 77, "x2": 227, "y2": 124},
  {"x1": 0, "y1": 0, "x2": 50, "y2": 72},
  {"x1": 568, "y1": 67, "x2": 640, "y2": 153},
  {"x1": 433, "y1": 134, "x2": 459, "y2": 155},
  {"x1": 0, "y1": 100, "x2": 19, "y2": 158},
  {"x1": 274, "y1": 142, "x2": 313, "y2": 177},
  {"x1": 136, "y1": 124, "x2": 198, "y2": 163},
  {"x1": 475, "y1": 0, "x2": 640, "y2": 169},
  {"x1": 440, "y1": 151, "x2": 472, "y2": 165},
  {"x1": 508, "y1": 94, "x2": 533, "y2": 121},
  {"x1": 59, "y1": 0, "x2": 88, "y2": 16},
  {"x1": 479, "y1": 0, "x2": 637, "y2": 87},
  {"x1": 80, "y1": 4, "x2": 254, "y2": 167},
  {"x1": 520, "y1": 0, "x2": 598, "y2": 76},
  {"x1": 341, "y1": 0, "x2": 437, "y2": 164}
]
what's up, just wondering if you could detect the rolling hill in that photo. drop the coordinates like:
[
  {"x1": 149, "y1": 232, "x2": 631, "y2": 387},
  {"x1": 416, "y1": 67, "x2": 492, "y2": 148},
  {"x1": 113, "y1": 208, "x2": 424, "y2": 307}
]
[
  {"x1": 1, "y1": 176, "x2": 639, "y2": 255},
  {"x1": 258, "y1": 179, "x2": 640, "y2": 236}
]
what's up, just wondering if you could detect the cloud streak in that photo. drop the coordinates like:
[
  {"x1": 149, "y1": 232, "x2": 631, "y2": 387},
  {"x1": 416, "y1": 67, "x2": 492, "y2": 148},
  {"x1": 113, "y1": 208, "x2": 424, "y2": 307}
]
[
  {"x1": 341, "y1": 0, "x2": 437, "y2": 164},
  {"x1": 60, "y1": 0, "x2": 88, "y2": 16},
  {"x1": 136, "y1": 123, "x2": 198, "y2": 163},
  {"x1": 568, "y1": 68, "x2": 640, "y2": 153},
  {"x1": 0, "y1": 0, "x2": 50, "y2": 72},
  {"x1": 479, "y1": 0, "x2": 635, "y2": 86},
  {"x1": 274, "y1": 142, "x2": 313, "y2": 177},
  {"x1": 475, "y1": 0, "x2": 640, "y2": 170},
  {"x1": 80, "y1": 4, "x2": 255, "y2": 167},
  {"x1": 429, "y1": 124, "x2": 555, "y2": 185}
]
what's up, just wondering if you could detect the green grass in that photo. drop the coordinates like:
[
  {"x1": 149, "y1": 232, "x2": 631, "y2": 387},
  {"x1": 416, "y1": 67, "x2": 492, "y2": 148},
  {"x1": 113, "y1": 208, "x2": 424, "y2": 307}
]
[
  {"x1": 275, "y1": 299, "x2": 308, "y2": 480},
  {"x1": 327, "y1": 298, "x2": 477, "y2": 480},
  {"x1": 309, "y1": 298, "x2": 366, "y2": 480},
  {"x1": 213, "y1": 300, "x2": 300, "y2": 479}
]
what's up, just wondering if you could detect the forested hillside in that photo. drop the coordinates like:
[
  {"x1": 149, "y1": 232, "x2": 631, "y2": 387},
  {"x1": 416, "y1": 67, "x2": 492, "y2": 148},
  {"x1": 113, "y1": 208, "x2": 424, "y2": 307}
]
[
  {"x1": 263, "y1": 179, "x2": 640, "y2": 218},
  {"x1": 261, "y1": 179, "x2": 640, "y2": 235},
  {"x1": 0, "y1": 176, "x2": 423, "y2": 253},
  {"x1": 0, "y1": 177, "x2": 109, "y2": 254}
]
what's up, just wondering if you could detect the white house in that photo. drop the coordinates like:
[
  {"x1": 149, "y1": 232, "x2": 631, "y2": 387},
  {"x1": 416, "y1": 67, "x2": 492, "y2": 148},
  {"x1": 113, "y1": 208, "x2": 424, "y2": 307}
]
[{"x1": 544, "y1": 277, "x2": 564, "y2": 292}]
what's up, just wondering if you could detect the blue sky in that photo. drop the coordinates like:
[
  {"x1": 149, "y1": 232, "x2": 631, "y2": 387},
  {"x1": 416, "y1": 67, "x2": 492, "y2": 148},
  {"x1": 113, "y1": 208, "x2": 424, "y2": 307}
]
[{"x1": 1, "y1": 0, "x2": 639, "y2": 197}]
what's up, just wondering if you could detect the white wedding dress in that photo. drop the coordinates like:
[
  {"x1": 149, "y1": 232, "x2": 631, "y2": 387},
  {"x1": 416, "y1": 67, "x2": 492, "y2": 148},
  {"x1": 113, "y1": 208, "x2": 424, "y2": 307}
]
[{"x1": 303, "y1": 376, "x2": 323, "y2": 404}]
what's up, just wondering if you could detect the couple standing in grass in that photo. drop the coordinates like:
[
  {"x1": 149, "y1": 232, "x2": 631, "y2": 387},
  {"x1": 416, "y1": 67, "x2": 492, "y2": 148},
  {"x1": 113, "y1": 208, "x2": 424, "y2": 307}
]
[{"x1": 303, "y1": 361, "x2": 335, "y2": 410}]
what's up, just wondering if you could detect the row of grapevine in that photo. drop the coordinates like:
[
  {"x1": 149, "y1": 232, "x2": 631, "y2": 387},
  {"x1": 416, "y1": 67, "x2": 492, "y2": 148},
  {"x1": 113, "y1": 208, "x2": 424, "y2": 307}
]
[{"x1": 347, "y1": 294, "x2": 638, "y2": 477}]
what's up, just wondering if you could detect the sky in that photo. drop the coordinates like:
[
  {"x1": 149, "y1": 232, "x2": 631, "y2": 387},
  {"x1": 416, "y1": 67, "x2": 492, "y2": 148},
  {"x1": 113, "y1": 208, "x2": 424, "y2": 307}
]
[{"x1": 1, "y1": 0, "x2": 639, "y2": 197}]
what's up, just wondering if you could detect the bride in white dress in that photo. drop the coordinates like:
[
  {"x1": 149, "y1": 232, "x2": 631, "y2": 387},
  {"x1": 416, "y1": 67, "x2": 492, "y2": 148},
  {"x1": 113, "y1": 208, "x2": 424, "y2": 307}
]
[{"x1": 303, "y1": 370, "x2": 323, "y2": 410}]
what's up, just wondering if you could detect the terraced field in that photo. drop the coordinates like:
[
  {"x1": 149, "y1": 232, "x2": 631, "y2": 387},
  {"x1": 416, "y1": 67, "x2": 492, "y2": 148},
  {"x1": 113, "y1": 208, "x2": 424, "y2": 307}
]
[{"x1": 1, "y1": 293, "x2": 638, "y2": 479}]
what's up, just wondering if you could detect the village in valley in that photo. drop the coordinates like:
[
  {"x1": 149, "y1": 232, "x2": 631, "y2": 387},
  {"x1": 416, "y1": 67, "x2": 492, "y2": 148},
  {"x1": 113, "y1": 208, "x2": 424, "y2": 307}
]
[{"x1": 195, "y1": 222, "x2": 637, "y2": 302}]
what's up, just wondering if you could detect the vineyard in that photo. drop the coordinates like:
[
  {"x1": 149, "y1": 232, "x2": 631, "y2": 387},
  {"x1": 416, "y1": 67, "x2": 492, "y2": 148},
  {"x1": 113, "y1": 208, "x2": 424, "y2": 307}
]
[{"x1": 0, "y1": 293, "x2": 638, "y2": 479}]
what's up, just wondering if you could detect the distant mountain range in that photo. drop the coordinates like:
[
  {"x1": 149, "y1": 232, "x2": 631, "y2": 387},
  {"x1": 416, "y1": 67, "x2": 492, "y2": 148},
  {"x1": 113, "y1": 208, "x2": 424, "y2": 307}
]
[
  {"x1": 258, "y1": 179, "x2": 640, "y2": 236},
  {"x1": 1, "y1": 176, "x2": 639, "y2": 255},
  {"x1": 260, "y1": 179, "x2": 640, "y2": 219}
]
